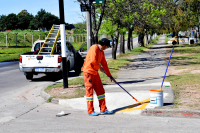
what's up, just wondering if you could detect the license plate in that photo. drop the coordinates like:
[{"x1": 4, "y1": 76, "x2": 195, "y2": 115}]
[{"x1": 35, "y1": 68, "x2": 45, "y2": 72}]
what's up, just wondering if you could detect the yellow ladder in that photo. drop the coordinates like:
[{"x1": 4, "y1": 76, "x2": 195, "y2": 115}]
[{"x1": 38, "y1": 24, "x2": 60, "y2": 55}]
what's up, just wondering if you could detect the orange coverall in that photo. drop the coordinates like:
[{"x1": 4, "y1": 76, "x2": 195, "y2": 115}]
[{"x1": 82, "y1": 44, "x2": 111, "y2": 114}]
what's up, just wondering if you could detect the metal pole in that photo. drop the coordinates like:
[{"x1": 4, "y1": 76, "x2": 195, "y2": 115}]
[
  {"x1": 6, "y1": 33, "x2": 8, "y2": 48},
  {"x1": 59, "y1": 0, "x2": 68, "y2": 88},
  {"x1": 86, "y1": 0, "x2": 92, "y2": 50}
]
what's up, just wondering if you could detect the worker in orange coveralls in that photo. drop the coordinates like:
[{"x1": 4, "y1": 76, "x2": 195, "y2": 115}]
[{"x1": 82, "y1": 38, "x2": 116, "y2": 116}]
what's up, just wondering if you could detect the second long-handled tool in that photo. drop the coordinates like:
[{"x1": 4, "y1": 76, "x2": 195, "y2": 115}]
[{"x1": 160, "y1": 46, "x2": 174, "y2": 90}]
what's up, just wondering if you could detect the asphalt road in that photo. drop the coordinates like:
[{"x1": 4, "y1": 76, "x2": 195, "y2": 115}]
[{"x1": 105, "y1": 37, "x2": 139, "y2": 59}]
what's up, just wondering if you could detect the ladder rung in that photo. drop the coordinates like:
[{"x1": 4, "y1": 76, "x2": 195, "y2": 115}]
[
  {"x1": 43, "y1": 43, "x2": 54, "y2": 44},
  {"x1": 46, "y1": 38, "x2": 55, "y2": 40},
  {"x1": 41, "y1": 47, "x2": 52, "y2": 52},
  {"x1": 39, "y1": 53, "x2": 51, "y2": 55},
  {"x1": 41, "y1": 47, "x2": 52, "y2": 49},
  {"x1": 40, "y1": 52, "x2": 51, "y2": 53}
]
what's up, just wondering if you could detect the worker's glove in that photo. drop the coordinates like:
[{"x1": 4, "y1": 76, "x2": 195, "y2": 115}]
[
  {"x1": 109, "y1": 76, "x2": 116, "y2": 83},
  {"x1": 100, "y1": 67, "x2": 105, "y2": 73}
]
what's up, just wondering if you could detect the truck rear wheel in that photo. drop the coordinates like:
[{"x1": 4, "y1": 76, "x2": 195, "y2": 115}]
[{"x1": 26, "y1": 73, "x2": 33, "y2": 80}]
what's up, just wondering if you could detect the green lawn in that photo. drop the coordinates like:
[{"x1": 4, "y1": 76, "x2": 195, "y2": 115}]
[{"x1": 0, "y1": 47, "x2": 31, "y2": 62}]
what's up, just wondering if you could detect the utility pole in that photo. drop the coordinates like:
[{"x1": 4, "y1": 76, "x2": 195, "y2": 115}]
[
  {"x1": 59, "y1": 0, "x2": 68, "y2": 88},
  {"x1": 86, "y1": 0, "x2": 93, "y2": 50}
]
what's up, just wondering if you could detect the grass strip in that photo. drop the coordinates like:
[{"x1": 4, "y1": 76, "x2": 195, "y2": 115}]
[
  {"x1": 165, "y1": 74, "x2": 200, "y2": 108},
  {"x1": 165, "y1": 43, "x2": 200, "y2": 109},
  {"x1": 0, "y1": 47, "x2": 31, "y2": 62}
]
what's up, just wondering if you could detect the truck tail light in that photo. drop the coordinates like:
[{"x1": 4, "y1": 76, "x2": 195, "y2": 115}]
[
  {"x1": 58, "y1": 56, "x2": 62, "y2": 63},
  {"x1": 19, "y1": 56, "x2": 22, "y2": 63}
]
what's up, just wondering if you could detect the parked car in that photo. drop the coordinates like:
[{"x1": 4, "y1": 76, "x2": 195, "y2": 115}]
[
  {"x1": 167, "y1": 33, "x2": 173, "y2": 37},
  {"x1": 167, "y1": 33, "x2": 177, "y2": 37},
  {"x1": 77, "y1": 42, "x2": 87, "y2": 59},
  {"x1": 19, "y1": 40, "x2": 84, "y2": 80},
  {"x1": 108, "y1": 38, "x2": 116, "y2": 46},
  {"x1": 168, "y1": 35, "x2": 196, "y2": 45}
]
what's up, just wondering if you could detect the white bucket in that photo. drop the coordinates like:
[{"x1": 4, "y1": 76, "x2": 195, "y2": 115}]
[{"x1": 149, "y1": 89, "x2": 163, "y2": 107}]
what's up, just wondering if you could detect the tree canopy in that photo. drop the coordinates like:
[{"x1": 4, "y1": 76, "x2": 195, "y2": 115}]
[{"x1": 0, "y1": 9, "x2": 61, "y2": 31}]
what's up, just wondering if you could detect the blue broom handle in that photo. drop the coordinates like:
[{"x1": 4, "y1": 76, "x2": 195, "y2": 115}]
[
  {"x1": 109, "y1": 76, "x2": 138, "y2": 101},
  {"x1": 161, "y1": 47, "x2": 174, "y2": 88},
  {"x1": 110, "y1": 76, "x2": 132, "y2": 96}
]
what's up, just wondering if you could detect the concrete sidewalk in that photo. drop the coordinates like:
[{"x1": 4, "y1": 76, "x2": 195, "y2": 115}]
[{"x1": 41, "y1": 35, "x2": 200, "y2": 119}]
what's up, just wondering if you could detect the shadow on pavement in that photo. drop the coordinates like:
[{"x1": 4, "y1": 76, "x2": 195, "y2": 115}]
[{"x1": 30, "y1": 71, "x2": 79, "y2": 82}]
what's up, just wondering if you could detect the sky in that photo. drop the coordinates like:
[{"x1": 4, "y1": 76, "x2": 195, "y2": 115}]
[{"x1": 0, "y1": 0, "x2": 86, "y2": 24}]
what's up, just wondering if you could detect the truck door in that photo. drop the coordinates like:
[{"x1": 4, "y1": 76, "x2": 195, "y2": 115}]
[{"x1": 66, "y1": 42, "x2": 75, "y2": 70}]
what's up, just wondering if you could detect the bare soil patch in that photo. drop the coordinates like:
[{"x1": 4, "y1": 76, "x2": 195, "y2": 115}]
[
  {"x1": 168, "y1": 66, "x2": 188, "y2": 75},
  {"x1": 178, "y1": 84, "x2": 200, "y2": 110},
  {"x1": 47, "y1": 84, "x2": 86, "y2": 99},
  {"x1": 165, "y1": 53, "x2": 197, "y2": 57}
]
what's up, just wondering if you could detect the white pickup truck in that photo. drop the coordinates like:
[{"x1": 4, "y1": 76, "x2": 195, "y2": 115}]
[{"x1": 19, "y1": 40, "x2": 84, "y2": 80}]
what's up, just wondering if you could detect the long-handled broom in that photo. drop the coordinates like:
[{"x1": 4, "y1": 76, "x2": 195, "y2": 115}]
[
  {"x1": 109, "y1": 76, "x2": 139, "y2": 102},
  {"x1": 104, "y1": 72, "x2": 140, "y2": 103}
]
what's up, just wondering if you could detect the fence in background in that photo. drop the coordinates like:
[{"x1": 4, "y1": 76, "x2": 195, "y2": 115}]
[{"x1": 0, "y1": 33, "x2": 111, "y2": 48}]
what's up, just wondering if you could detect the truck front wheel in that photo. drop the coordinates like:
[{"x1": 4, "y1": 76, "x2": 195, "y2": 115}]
[{"x1": 25, "y1": 73, "x2": 33, "y2": 80}]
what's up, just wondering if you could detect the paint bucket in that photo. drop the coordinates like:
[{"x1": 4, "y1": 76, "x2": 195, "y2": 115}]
[{"x1": 149, "y1": 89, "x2": 163, "y2": 107}]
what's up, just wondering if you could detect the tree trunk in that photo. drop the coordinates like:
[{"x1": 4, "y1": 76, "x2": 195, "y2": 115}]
[
  {"x1": 130, "y1": 29, "x2": 133, "y2": 49},
  {"x1": 199, "y1": 16, "x2": 200, "y2": 42},
  {"x1": 176, "y1": 31, "x2": 179, "y2": 44},
  {"x1": 172, "y1": 32, "x2": 176, "y2": 37},
  {"x1": 138, "y1": 33, "x2": 144, "y2": 47},
  {"x1": 120, "y1": 33, "x2": 125, "y2": 54},
  {"x1": 145, "y1": 30, "x2": 148, "y2": 45},
  {"x1": 127, "y1": 28, "x2": 131, "y2": 51},
  {"x1": 111, "y1": 35, "x2": 114, "y2": 48},
  {"x1": 92, "y1": 32, "x2": 95, "y2": 44},
  {"x1": 112, "y1": 32, "x2": 119, "y2": 59},
  {"x1": 92, "y1": 32, "x2": 98, "y2": 44},
  {"x1": 91, "y1": 1, "x2": 106, "y2": 45}
]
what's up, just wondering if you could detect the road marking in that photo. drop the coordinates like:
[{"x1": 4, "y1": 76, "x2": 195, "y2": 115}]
[{"x1": 116, "y1": 98, "x2": 150, "y2": 113}]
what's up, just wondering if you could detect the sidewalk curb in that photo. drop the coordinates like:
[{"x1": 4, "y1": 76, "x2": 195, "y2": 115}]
[
  {"x1": 142, "y1": 108, "x2": 200, "y2": 119},
  {"x1": 40, "y1": 83, "x2": 62, "y2": 104},
  {"x1": 40, "y1": 83, "x2": 54, "y2": 101},
  {"x1": 40, "y1": 76, "x2": 84, "y2": 104}
]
